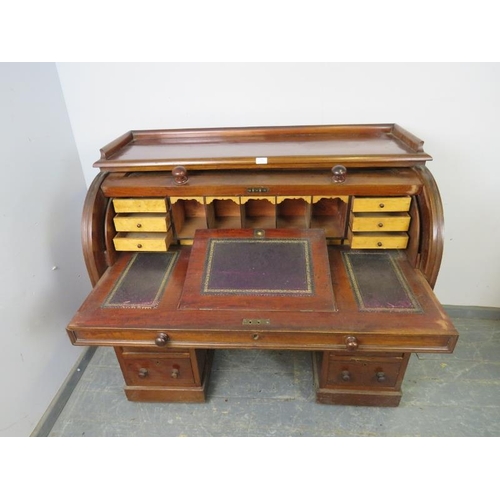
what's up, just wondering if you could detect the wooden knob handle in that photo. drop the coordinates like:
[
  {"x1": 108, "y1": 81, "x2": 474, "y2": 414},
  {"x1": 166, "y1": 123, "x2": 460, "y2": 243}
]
[
  {"x1": 376, "y1": 371, "x2": 386, "y2": 382},
  {"x1": 138, "y1": 368, "x2": 149, "y2": 378},
  {"x1": 331, "y1": 164, "x2": 347, "y2": 183},
  {"x1": 172, "y1": 165, "x2": 188, "y2": 184},
  {"x1": 341, "y1": 370, "x2": 351, "y2": 381},
  {"x1": 155, "y1": 333, "x2": 169, "y2": 347},
  {"x1": 345, "y1": 336, "x2": 358, "y2": 351}
]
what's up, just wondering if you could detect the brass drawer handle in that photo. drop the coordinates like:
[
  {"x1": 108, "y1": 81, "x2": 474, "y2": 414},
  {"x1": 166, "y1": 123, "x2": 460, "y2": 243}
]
[
  {"x1": 138, "y1": 368, "x2": 149, "y2": 378},
  {"x1": 378, "y1": 222, "x2": 384, "y2": 228},
  {"x1": 136, "y1": 223, "x2": 142, "y2": 228},
  {"x1": 376, "y1": 371, "x2": 386, "y2": 382},
  {"x1": 379, "y1": 203, "x2": 385, "y2": 208},
  {"x1": 137, "y1": 243, "x2": 143, "y2": 248},
  {"x1": 155, "y1": 332, "x2": 169, "y2": 347},
  {"x1": 341, "y1": 370, "x2": 351, "y2": 381},
  {"x1": 345, "y1": 336, "x2": 358, "y2": 351},
  {"x1": 377, "y1": 241, "x2": 383, "y2": 247}
]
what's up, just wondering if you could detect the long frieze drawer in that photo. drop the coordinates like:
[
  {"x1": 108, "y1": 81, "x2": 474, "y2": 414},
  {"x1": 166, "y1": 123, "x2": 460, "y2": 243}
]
[
  {"x1": 114, "y1": 213, "x2": 171, "y2": 232},
  {"x1": 113, "y1": 231, "x2": 172, "y2": 251},
  {"x1": 349, "y1": 231, "x2": 409, "y2": 249},
  {"x1": 352, "y1": 196, "x2": 411, "y2": 212},
  {"x1": 350, "y1": 212, "x2": 410, "y2": 232},
  {"x1": 113, "y1": 197, "x2": 168, "y2": 213}
]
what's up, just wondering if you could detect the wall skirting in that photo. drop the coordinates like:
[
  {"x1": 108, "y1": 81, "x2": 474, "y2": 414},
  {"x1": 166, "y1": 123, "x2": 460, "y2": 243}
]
[
  {"x1": 444, "y1": 305, "x2": 500, "y2": 320},
  {"x1": 31, "y1": 347, "x2": 97, "y2": 437}
]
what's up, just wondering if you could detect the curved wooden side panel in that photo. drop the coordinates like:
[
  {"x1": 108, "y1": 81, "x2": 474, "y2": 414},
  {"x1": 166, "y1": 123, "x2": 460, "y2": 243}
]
[
  {"x1": 81, "y1": 172, "x2": 110, "y2": 286},
  {"x1": 414, "y1": 165, "x2": 444, "y2": 288}
]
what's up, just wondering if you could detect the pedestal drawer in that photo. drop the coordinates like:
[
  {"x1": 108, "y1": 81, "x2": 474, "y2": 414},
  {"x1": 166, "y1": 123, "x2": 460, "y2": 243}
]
[
  {"x1": 325, "y1": 354, "x2": 405, "y2": 389},
  {"x1": 121, "y1": 356, "x2": 196, "y2": 386}
]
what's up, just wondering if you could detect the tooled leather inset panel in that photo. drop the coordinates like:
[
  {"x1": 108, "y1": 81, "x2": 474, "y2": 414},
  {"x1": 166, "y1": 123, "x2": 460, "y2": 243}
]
[
  {"x1": 102, "y1": 252, "x2": 179, "y2": 308},
  {"x1": 342, "y1": 251, "x2": 421, "y2": 313},
  {"x1": 201, "y1": 238, "x2": 314, "y2": 296}
]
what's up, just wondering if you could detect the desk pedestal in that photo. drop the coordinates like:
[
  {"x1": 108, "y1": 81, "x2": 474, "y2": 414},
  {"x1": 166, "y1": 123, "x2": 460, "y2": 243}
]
[{"x1": 314, "y1": 351, "x2": 411, "y2": 407}]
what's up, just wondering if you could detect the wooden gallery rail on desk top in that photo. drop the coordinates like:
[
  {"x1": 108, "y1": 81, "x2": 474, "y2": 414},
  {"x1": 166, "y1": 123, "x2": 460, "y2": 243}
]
[{"x1": 67, "y1": 124, "x2": 458, "y2": 407}]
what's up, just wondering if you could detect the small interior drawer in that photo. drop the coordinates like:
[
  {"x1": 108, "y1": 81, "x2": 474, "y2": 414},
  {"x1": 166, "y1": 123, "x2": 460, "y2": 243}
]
[
  {"x1": 349, "y1": 231, "x2": 409, "y2": 249},
  {"x1": 113, "y1": 197, "x2": 168, "y2": 213},
  {"x1": 113, "y1": 231, "x2": 172, "y2": 251},
  {"x1": 114, "y1": 213, "x2": 171, "y2": 232},
  {"x1": 352, "y1": 197, "x2": 411, "y2": 212},
  {"x1": 350, "y1": 212, "x2": 410, "y2": 232}
]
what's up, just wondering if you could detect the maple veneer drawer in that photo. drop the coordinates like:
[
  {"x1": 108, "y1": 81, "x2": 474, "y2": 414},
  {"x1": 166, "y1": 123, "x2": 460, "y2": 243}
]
[
  {"x1": 350, "y1": 231, "x2": 409, "y2": 249},
  {"x1": 114, "y1": 213, "x2": 171, "y2": 232},
  {"x1": 325, "y1": 355, "x2": 404, "y2": 389},
  {"x1": 113, "y1": 231, "x2": 172, "y2": 251},
  {"x1": 113, "y1": 197, "x2": 168, "y2": 213},
  {"x1": 352, "y1": 197, "x2": 411, "y2": 212},
  {"x1": 122, "y1": 356, "x2": 195, "y2": 386},
  {"x1": 350, "y1": 212, "x2": 410, "y2": 232}
]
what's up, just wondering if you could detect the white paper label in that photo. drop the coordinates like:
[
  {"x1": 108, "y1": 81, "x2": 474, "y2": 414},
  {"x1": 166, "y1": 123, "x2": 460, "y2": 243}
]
[{"x1": 255, "y1": 157, "x2": 268, "y2": 164}]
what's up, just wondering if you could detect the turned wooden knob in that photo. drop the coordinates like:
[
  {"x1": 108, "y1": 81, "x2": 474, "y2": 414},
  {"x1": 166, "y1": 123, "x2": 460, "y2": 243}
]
[
  {"x1": 331, "y1": 164, "x2": 347, "y2": 183},
  {"x1": 376, "y1": 371, "x2": 386, "y2": 382},
  {"x1": 341, "y1": 370, "x2": 351, "y2": 381},
  {"x1": 345, "y1": 336, "x2": 358, "y2": 351},
  {"x1": 172, "y1": 165, "x2": 188, "y2": 184},
  {"x1": 171, "y1": 368, "x2": 179, "y2": 379},
  {"x1": 138, "y1": 368, "x2": 149, "y2": 378},
  {"x1": 155, "y1": 332, "x2": 169, "y2": 347}
]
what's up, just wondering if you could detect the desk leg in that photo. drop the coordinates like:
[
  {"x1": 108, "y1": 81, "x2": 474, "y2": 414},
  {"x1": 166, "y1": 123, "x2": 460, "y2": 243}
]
[
  {"x1": 313, "y1": 351, "x2": 411, "y2": 407},
  {"x1": 115, "y1": 347, "x2": 214, "y2": 403}
]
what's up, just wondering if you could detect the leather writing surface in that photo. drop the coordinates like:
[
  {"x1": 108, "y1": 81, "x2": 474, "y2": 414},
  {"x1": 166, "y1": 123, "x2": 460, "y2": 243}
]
[
  {"x1": 202, "y1": 238, "x2": 314, "y2": 296},
  {"x1": 178, "y1": 229, "x2": 336, "y2": 312},
  {"x1": 102, "y1": 252, "x2": 178, "y2": 308},
  {"x1": 342, "y1": 251, "x2": 421, "y2": 312}
]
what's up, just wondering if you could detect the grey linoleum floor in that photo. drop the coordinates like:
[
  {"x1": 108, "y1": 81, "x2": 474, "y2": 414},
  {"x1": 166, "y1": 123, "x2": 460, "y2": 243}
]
[{"x1": 48, "y1": 316, "x2": 500, "y2": 437}]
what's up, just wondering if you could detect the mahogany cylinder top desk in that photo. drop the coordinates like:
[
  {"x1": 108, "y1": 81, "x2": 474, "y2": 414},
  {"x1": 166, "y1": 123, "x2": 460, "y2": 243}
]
[{"x1": 66, "y1": 124, "x2": 458, "y2": 407}]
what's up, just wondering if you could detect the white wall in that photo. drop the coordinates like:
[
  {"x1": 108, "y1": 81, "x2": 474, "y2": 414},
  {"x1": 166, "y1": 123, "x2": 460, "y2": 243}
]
[
  {"x1": 0, "y1": 63, "x2": 90, "y2": 436},
  {"x1": 56, "y1": 63, "x2": 500, "y2": 308}
]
